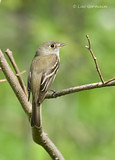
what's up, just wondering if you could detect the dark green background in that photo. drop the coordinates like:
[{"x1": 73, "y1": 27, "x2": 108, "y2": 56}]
[{"x1": 0, "y1": 0, "x2": 115, "y2": 160}]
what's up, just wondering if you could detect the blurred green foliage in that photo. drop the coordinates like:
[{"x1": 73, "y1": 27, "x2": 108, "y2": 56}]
[{"x1": 0, "y1": 0, "x2": 115, "y2": 160}]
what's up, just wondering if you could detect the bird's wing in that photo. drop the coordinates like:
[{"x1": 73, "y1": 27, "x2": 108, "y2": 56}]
[{"x1": 39, "y1": 55, "x2": 59, "y2": 103}]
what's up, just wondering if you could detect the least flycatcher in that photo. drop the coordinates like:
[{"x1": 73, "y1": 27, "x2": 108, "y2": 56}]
[{"x1": 27, "y1": 41, "x2": 66, "y2": 127}]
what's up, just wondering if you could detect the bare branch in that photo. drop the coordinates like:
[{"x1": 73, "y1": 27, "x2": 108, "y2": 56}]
[
  {"x1": 5, "y1": 49, "x2": 28, "y2": 96},
  {"x1": 85, "y1": 35, "x2": 105, "y2": 84},
  {"x1": 0, "y1": 50, "x2": 31, "y2": 115},
  {"x1": 46, "y1": 80, "x2": 115, "y2": 99},
  {"x1": 32, "y1": 127, "x2": 65, "y2": 160}
]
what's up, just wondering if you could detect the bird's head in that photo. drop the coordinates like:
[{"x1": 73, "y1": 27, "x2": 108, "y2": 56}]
[{"x1": 36, "y1": 41, "x2": 66, "y2": 56}]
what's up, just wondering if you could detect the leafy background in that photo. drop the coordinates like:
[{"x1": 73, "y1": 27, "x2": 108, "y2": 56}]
[{"x1": 0, "y1": 0, "x2": 115, "y2": 160}]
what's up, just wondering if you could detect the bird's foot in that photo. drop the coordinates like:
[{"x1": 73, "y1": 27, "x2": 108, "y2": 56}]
[{"x1": 50, "y1": 89, "x2": 57, "y2": 97}]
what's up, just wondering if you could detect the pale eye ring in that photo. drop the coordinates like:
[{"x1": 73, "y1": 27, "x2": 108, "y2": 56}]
[{"x1": 50, "y1": 44, "x2": 54, "y2": 48}]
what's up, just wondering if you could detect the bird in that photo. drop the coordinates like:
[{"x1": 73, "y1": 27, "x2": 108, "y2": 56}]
[{"x1": 27, "y1": 41, "x2": 66, "y2": 127}]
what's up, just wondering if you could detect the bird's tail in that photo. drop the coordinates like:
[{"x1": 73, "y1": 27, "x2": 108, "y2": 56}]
[{"x1": 31, "y1": 100, "x2": 42, "y2": 127}]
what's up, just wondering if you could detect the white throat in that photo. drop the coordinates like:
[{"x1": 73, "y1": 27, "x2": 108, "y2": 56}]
[{"x1": 42, "y1": 48, "x2": 60, "y2": 57}]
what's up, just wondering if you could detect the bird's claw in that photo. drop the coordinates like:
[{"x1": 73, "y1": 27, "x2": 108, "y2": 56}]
[{"x1": 50, "y1": 89, "x2": 57, "y2": 97}]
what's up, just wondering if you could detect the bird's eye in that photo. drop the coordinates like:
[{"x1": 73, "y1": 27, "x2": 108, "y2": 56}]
[{"x1": 50, "y1": 44, "x2": 54, "y2": 48}]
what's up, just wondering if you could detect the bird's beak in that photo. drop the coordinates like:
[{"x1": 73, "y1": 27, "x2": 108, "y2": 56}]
[
  {"x1": 60, "y1": 43, "x2": 67, "y2": 47},
  {"x1": 56, "y1": 43, "x2": 66, "y2": 48}
]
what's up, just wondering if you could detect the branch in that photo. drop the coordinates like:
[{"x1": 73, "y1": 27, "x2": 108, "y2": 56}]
[
  {"x1": 105, "y1": 78, "x2": 115, "y2": 84},
  {"x1": 46, "y1": 80, "x2": 115, "y2": 99},
  {"x1": 0, "y1": 79, "x2": 7, "y2": 82},
  {"x1": 0, "y1": 70, "x2": 25, "y2": 83},
  {"x1": 16, "y1": 70, "x2": 26, "y2": 76},
  {"x1": 32, "y1": 127, "x2": 65, "y2": 160},
  {"x1": 85, "y1": 35, "x2": 105, "y2": 84},
  {"x1": 45, "y1": 35, "x2": 115, "y2": 99},
  {"x1": 0, "y1": 50, "x2": 31, "y2": 115},
  {"x1": 5, "y1": 49, "x2": 28, "y2": 96}
]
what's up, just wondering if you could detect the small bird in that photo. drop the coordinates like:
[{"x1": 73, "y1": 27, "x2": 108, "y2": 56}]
[{"x1": 27, "y1": 41, "x2": 66, "y2": 127}]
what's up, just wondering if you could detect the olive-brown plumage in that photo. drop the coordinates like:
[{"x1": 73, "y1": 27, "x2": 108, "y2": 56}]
[{"x1": 28, "y1": 41, "x2": 65, "y2": 127}]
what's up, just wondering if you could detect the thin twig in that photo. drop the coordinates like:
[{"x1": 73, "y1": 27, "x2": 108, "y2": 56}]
[
  {"x1": 105, "y1": 78, "x2": 115, "y2": 84},
  {"x1": 5, "y1": 49, "x2": 28, "y2": 96},
  {"x1": 0, "y1": 70, "x2": 25, "y2": 83},
  {"x1": 0, "y1": 79, "x2": 7, "y2": 82},
  {"x1": 16, "y1": 70, "x2": 26, "y2": 76},
  {"x1": 85, "y1": 35, "x2": 105, "y2": 84}
]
